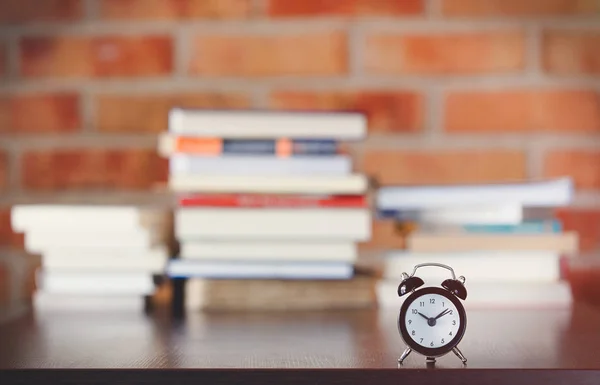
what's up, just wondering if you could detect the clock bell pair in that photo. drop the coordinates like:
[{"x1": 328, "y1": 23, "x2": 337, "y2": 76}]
[{"x1": 396, "y1": 263, "x2": 468, "y2": 365}]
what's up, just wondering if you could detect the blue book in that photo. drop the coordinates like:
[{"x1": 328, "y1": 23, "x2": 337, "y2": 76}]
[
  {"x1": 222, "y1": 139, "x2": 338, "y2": 156},
  {"x1": 167, "y1": 260, "x2": 353, "y2": 280},
  {"x1": 460, "y1": 220, "x2": 562, "y2": 233}
]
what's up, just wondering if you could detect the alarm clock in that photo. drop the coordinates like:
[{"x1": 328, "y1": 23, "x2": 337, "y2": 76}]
[{"x1": 396, "y1": 263, "x2": 468, "y2": 365}]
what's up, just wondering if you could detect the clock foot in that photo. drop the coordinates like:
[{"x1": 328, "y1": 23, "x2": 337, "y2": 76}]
[
  {"x1": 397, "y1": 347, "x2": 412, "y2": 364},
  {"x1": 452, "y1": 346, "x2": 467, "y2": 365}
]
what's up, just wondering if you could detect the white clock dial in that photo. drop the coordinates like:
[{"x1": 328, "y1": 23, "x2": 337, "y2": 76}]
[{"x1": 403, "y1": 293, "x2": 461, "y2": 349}]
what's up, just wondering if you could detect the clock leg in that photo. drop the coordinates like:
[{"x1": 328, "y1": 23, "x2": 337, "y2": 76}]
[
  {"x1": 452, "y1": 346, "x2": 467, "y2": 365},
  {"x1": 398, "y1": 347, "x2": 412, "y2": 364}
]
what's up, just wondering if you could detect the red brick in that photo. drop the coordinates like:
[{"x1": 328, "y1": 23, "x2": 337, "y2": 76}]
[
  {"x1": 95, "y1": 93, "x2": 250, "y2": 133},
  {"x1": 0, "y1": 264, "x2": 8, "y2": 305},
  {"x1": 543, "y1": 30, "x2": 600, "y2": 75},
  {"x1": 0, "y1": 41, "x2": 6, "y2": 77},
  {"x1": 269, "y1": 91, "x2": 423, "y2": 133},
  {"x1": 0, "y1": 208, "x2": 24, "y2": 249},
  {"x1": 20, "y1": 35, "x2": 173, "y2": 78},
  {"x1": 189, "y1": 32, "x2": 347, "y2": 76},
  {"x1": 268, "y1": 0, "x2": 424, "y2": 16},
  {"x1": 361, "y1": 150, "x2": 527, "y2": 185},
  {"x1": 556, "y1": 209, "x2": 600, "y2": 252},
  {"x1": 0, "y1": 152, "x2": 6, "y2": 191},
  {"x1": 99, "y1": 0, "x2": 252, "y2": 19},
  {"x1": 0, "y1": 93, "x2": 80, "y2": 133},
  {"x1": 543, "y1": 151, "x2": 600, "y2": 190},
  {"x1": 365, "y1": 31, "x2": 525, "y2": 75},
  {"x1": 21, "y1": 149, "x2": 168, "y2": 191},
  {"x1": 445, "y1": 90, "x2": 600, "y2": 133},
  {"x1": 0, "y1": 0, "x2": 82, "y2": 23},
  {"x1": 442, "y1": 0, "x2": 600, "y2": 16}
]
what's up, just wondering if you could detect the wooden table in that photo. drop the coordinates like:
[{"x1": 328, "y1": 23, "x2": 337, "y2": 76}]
[{"x1": 1, "y1": 302, "x2": 600, "y2": 384}]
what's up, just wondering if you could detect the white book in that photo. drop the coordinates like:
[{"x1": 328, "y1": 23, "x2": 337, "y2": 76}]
[
  {"x1": 180, "y1": 241, "x2": 357, "y2": 262},
  {"x1": 406, "y1": 232, "x2": 578, "y2": 253},
  {"x1": 41, "y1": 246, "x2": 170, "y2": 260},
  {"x1": 377, "y1": 177, "x2": 573, "y2": 210},
  {"x1": 169, "y1": 155, "x2": 352, "y2": 176},
  {"x1": 376, "y1": 280, "x2": 572, "y2": 309},
  {"x1": 11, "y1": 205, "x2": 169, "y2": 232},
  {"x1": 38, "y1": 272, "x2": 155, "y2": 295},
  {"x1": 34, "y1": 293, "x2": 146, "y2": 312},
  {"x1": 390, "y1": 204, "x2": 524, "y2": 225},
  {"x1": 42, "y1": 255, "x2": 168, "y2": 273},
  {"x1": 168, "y1": 174, "x2": 368, "y2": 194},
  {"x1": 175, "y1": 208, "x2": 371, "y2": 240},
  {"x1": 383, "y1": 251, "x2": 563, "y2": 282},
  {"x1": 169, "y1": 108, "x2": 367, "y2": 139},
  {"x1": 24, "y1": 229, "x2": 166, "y2": 253},
  {"x1": 167, "y1": 260, "x2": 353, "y2": 280}
]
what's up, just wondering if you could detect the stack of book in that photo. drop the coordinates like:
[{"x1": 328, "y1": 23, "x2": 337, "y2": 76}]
[
  {"x1": 375, "y1": 178, "x2": 578, "y2": 309},
  {"x1": 10, "y1": 205, "x2": 171, "y2": 310},
  {"x1": 160, "y1": 109, "x2": 376, "y2": 311}
]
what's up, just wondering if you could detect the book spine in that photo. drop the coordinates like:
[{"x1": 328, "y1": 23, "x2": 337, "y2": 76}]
[
  {"x1": 173, "y1": 138, "x2": 338, "y2": 156},
  {"x1": 460, "y1": 220, "x2": 562, "y2": 234},
  {"x1": 178, "y1": 194, "x2": 368, "y2": 208}
]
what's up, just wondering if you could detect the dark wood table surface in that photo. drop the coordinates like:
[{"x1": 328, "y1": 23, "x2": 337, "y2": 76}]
[{"x1": 1, "y1": 302, "x2": 600, "y2": 384}]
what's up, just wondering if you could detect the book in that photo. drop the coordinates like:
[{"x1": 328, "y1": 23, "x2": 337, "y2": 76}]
[
  {"x1": 178, "y1": 194, "x2": 368, "y2": 208},
  {"x1": 33, "y1": 293, "x2": 148, "y2": 312},
  {"x1": 382, "y1": 251, "x2": 565, "y2": 282},
  {"x1": 376, "y1": 177, "x2": 573, "y2": 210},
  {"x1": 169, "y1": 154, "x2": 352, "y2": 176},
  {"x1": 406, "y1": 232, "x2": 578, "y2": 253},
  {"x1": 399, "y1": 220, "x2": 562, "y2": 234},
  {"x1": 167, "y1": 260, "x2": 354, "y2": 280},
  {"x1": 168, "y1": 174, "x2": 368, "y2": 194},
  {"x1": 41, "y1": 246, "x2": 169, "y2": 261},
  {"x1": 377, "y1": 204, "x2": 524, "y2": 225},
  {"x1": 159, "y1": 135, "x2": 339, "y2": 157},
  {"x1": 185, "y1": 275, "x2": 376, "y2": 311},
  {"x1": 376, "y1": 280, "x2": 572, "y2": 309},
  {"x1": 37, "y1": 272, "x2": 156, "y2": 295},
  {"x1": 23, "y1": 229, "x2": 168, "y2": 253},
  {"x1": 41, "y1": 254, "x2": 168, "y2": 273},
  {"x1": 168, "y1": 108, "x2": 367, "y2": 139},
  {"x1": 180, "y1": 241, "x2": 357, "y2": 262},
  {"x1": 11, "y1": 205, "x2": 170, "y2": 232},
  {"x1": 175, "y1": 208, "x2": 371, "y2": 240}
]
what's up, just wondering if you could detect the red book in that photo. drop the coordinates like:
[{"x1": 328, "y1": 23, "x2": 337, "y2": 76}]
[{"x1": 178, "y1": 194, "x2": 368, "y2": 208}]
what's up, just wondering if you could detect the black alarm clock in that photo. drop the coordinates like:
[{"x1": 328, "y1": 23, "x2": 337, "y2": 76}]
[{"x1": 396, "y1": 263, "x2": 468, "y2": 365}]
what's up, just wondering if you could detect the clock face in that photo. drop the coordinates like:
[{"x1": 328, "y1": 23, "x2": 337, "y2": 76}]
[{"x1": 398, "y1": 287, "x2": 466, "y2": 356}]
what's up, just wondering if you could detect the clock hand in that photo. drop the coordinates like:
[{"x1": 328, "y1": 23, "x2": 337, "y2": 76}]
[
  {"x1": 434, "y1": 308, "x2": 451, "y2": 320},
  {"x1": 417, "y1": 312, "x2": 430, "y2": 321}
]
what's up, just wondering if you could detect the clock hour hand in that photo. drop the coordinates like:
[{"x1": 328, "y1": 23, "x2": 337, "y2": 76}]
[
  {"x1": 417, "y1": 312, "x2": 430, "y2": 321},
  {"x1": 434, "y1": 308, "x2": 451, "y2": 320}
]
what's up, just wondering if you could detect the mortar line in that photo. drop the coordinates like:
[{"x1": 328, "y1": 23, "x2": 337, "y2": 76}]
[
  {"x1": 1, "y1": 18, "x2": 598, "y2": 37},
  {"x1": 80, "y1": 88, "x2": 95, "y2": 132},
  {"x1": 2, "y1": 75, "x2": 599, "y2": 94},
  {"x1": 83, "y1": 0, "x2": 100, "y2": 20},
  {"x1": 173, "y1": 25, "x2": 190, "y2": 78},
  {"x1": 525, "y1": 23, "x2": 544, "y2": 78},
  {"x1": 347, "y1": 21, "x2": 364, "y2": 78},
  {"x1": 426, "y1": 0, "x2": 442, "y2": 18}
]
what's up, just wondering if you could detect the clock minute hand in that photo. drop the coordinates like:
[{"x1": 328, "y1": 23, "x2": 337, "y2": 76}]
[{"x1": 434, "y1": 308, "x2": 451, "y2": 320}]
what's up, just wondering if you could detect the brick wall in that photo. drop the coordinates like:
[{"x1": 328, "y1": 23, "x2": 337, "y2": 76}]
[{"x1": 0, "y1": 0, "x2": 599, "y2": 251}]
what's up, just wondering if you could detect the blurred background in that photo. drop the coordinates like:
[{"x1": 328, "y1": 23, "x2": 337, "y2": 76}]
[{"x1": 0, "y1": 0, "x2": 599, "y2": 319}]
